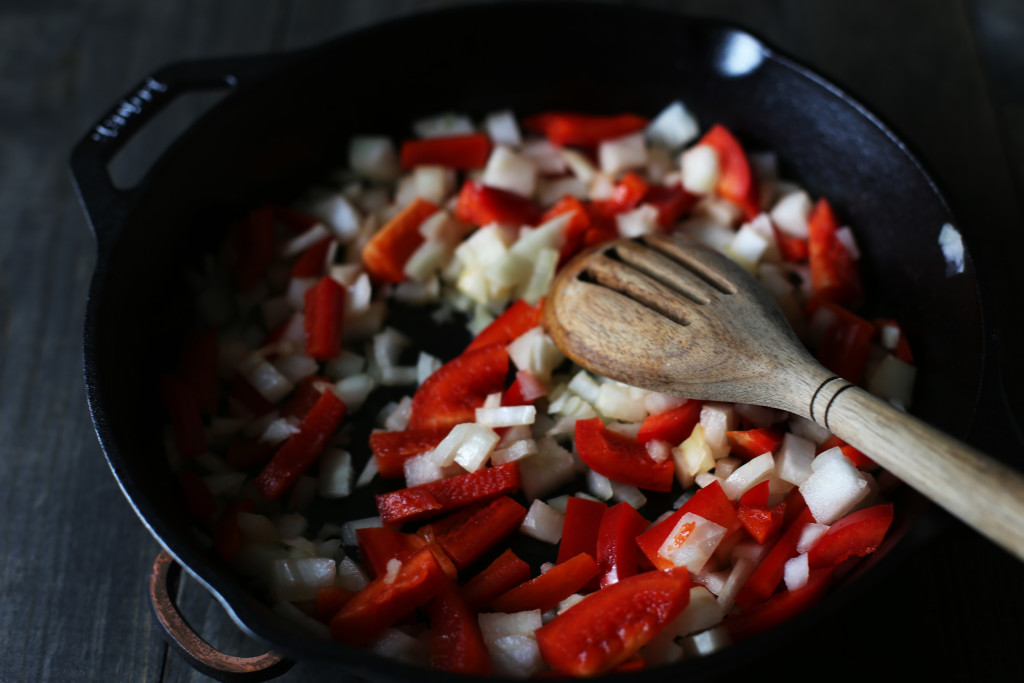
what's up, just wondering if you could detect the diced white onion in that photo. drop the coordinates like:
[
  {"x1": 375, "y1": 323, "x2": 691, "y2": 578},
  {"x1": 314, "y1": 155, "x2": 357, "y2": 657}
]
[
  {"x1": 598, "y1": 132, "x2": 648, "y2": 175},
  {"x1": 520, "y1": 499, "x2": 565, "y2": 544}
]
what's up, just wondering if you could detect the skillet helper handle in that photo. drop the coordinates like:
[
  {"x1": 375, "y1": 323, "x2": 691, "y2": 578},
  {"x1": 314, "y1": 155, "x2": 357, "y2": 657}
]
[
  {"x1": 150, "y1": 550, "x2": 293, "y2": 682},
  {"x1": 818, "y1": 382, "x2": 1024, "y2": 563},
  {"x1": 69, "y1": 54, "x2": 285, "y2": 244}
]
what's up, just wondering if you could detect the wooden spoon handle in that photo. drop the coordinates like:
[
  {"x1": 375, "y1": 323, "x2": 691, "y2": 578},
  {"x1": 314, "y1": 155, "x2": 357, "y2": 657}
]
[{"x1": 821, "y1": 383, "x2": 1024, "y2": 562}]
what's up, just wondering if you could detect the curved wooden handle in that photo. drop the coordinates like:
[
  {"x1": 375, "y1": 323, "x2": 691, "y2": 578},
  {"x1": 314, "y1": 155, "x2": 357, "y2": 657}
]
[{"x1": 820, "y1": 385, "x2": 1024, "y2": 562}]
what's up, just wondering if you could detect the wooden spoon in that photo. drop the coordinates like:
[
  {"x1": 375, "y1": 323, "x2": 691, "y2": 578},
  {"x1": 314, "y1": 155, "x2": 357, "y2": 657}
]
[{"x1": 543, "y1": 232, "x2": 1024, "y2": 562}]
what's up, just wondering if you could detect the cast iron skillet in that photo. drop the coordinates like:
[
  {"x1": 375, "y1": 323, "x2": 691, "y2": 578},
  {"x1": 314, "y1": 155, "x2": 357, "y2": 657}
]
[{"x1": 71, "y1": 3, "x2": 994, "y2": 681}]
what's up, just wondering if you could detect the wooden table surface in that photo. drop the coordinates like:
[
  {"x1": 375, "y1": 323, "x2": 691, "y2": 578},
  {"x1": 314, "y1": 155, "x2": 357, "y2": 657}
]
[{"x1": 3, "y1": 1, "x2": 1023, "y2": 681}]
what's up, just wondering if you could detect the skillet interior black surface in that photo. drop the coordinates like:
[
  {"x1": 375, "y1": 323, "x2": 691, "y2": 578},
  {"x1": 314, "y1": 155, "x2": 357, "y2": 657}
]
[{"x1": 78, "y1": 3, "x2": 985, "y2": 680}]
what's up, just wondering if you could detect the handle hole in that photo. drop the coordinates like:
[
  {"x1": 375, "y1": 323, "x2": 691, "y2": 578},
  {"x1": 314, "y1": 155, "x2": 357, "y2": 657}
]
[{"x1": 108, "y1": 87, "x2": 233, "y2": 190}]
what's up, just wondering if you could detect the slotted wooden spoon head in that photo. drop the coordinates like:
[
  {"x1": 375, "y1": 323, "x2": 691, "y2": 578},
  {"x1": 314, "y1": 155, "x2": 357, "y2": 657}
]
[{"x1": 543, "y1": 233, "x2": 830, "y2": 414}]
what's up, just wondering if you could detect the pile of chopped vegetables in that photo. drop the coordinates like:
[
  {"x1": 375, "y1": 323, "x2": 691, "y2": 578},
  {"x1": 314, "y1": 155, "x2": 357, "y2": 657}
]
[{"x1": 162, "y1": 103, "x2": 918, "y2": 677}]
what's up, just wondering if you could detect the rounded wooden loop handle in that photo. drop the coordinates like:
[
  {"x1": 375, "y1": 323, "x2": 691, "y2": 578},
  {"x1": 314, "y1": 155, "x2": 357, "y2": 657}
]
[{"x1": 149, "y1": 550, "x2": 293, "y2": 682}]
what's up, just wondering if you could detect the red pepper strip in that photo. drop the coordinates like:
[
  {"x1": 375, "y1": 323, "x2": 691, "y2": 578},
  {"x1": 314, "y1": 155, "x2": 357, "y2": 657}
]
[
  {"x1": 330, "y1": 546, "x2": 449, "y2": 646},
  {"x1": 773, "y1": 224, "x2": 809, "y2": 262},
  {"x1": 738, "y1": 480, "x2": 772, "y2": 508},
  {"x1": 227, "y1": 375, "x2": 276, "y2": 418},
  {"x1": 212, "y1": 498, "x2": 255, "y2": 563},
  {"x1": 407, "y1": 343, "x2": 510, "y2": 431},
  {"x1": 501, "y1": 370, "x2": 546, "y2": 407},
  {"x1": 727, "y1": 568, "x2": 832, "y2": 641},
  {"x1": 542, "y1": 194, "x2": 592, "y2": 264},
  {"x1": 736, "y1": 507, "x2": 817, "y2": 609},
  {"x1": 356, "y1": 526, "x2": 427, "y2": 578},
  {"x1": 491, "y1": 553, "x2": 600, "y2": 613},
  {"x1": 314, "y1": 585, "x2": 356, "y2": 623},
  {"x1": 272, "y1": 205, "x2": 322, "y2": 234},
  {"x1": 808, "y1": 503, "x2": 894, "y2": 569},
  {"x1": 874, "y1": 317, "x2": 915, "y2": 365},
  {"x1": 809, "y1": 298, "x2": 876, "y2": 385},
  {"x1": 454, "y1": 180, "x2": 542, "y2": 228},
  {"x1": 557, "y1": 497, "x2": 608, "y2": 566},
  {"x1": 251, "y1": 389, "x2": 348, "y2": 501},
  {"x1": 177, "y1": 327, "x2": 219, "y2": 416},
  {"x1": 178, "y1": 470, "x2": 217, "y2": 522},
  {"x1": 362, "y1": 197, "x2": 438, "y2": 284},
  {"x1": 574, "y1": 418, "x2": 675, "y2": 492},
  {"x1": 636, "y1": 400, "x2": 703, "y2": 445},
  {"x1": 807, "y1": 197, "x2": 863, "y2": 306},
  {"x1": 636, "y1": 481, "x2": 741, "y2": 570},
  {"x1": 303, "y1": 276, "x2": 346, "y2": 361},
  {"x1": 522, "y1": 112, "x2": 649, "y2": 147},
  {"x1": 608, "y1": 171, "x2": 650, "y2": 212},
  {"x1": 465, "y1": 298, "x2": 544, "y2": 353},
  {"x1": 781, "y1": 487, "x2": 809, "y2": 530},
  {"x1": 817, "y1": 434, "x2": 876, "y2": 469},
  {"x1": 427, "y1": 496, "x2": 527, "y2": 571},
  {"x1": 644, "y1": 182, "x2": 697, "y2": 229},
  {"x1": 596, "y1": 502, "x2": 648, "y2": 588},
  {"x1": 737, "y1": 501, "x2": 787, "y2": 545},
  {"x1": 400, "y1": 133, "x2": 492, "y2": 170},
  {"x1": 726, "y1": 427, "x2": 785, "y2": 460},
  {"x1": 224, "y1": 436, "x2": 275, "y2": 469},
  {"x1": 698, "y1": 124, "x2": 760, "y2": 220},
  {"x1": 375, "y1": 462, "x2": 522, "y2": 526},
  {"x1": 369, "y1": 426, "x2": 453, "y2": 479},
  {"x1": 461, "y1": 549, "x2": 532, "y2": 612},
  {"x1": 536, "y1": 567, "x2": 691, "y2": 677},
  {"x1": 280, "y1": 375, "x2": 330, "y2": 420},
  {"x1": 229, "y1": 206, "x2": 275, "y2": 291},
  {"x1": 160, "y1": 373, "x2": 207, "y2": 459},
  {"x1": 291, "y1": 236, "x2": 333, "y2": 278},
  {"x1": 428, "y1": 582, "x2": 493, "y2": 676}
]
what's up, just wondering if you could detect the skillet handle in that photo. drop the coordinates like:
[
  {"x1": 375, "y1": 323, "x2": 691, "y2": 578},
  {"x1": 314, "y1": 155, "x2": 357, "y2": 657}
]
[
  {"x1": 69, "y1": 54, "x2": 287, "y2": 247},
  {"x1": 149, "y1": 550, "x2": 293, "y2": 682}
]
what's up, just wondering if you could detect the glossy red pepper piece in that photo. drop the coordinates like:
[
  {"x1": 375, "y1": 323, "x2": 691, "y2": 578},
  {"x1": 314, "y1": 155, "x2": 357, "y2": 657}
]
[
  {"x1": 535, "y1": 567, "x2": 691, "y2": 677},
  {"x1": 542, "y1": 194, "x2": 592, "y2": 264},
  {"x1": 737, "y1": 500, "x2": 787, "y2": 545},
  {"x1": 728, "y1": 568, "x2": 832, "y2": 641},
  {"x1": 375, "y1": 462, "x2": 522, "y2": 526},
  {"x1": 574, "y1": 417, "x2": 675, "y2": 492},
  {"x1": 303, "y1": 276, "x2": 346, "y2": 361},
  {"x1": 873, "y1": 317, "x2": 915, "y2": 365},
  {"x1": 736, "y1": 507, "x2": 817, "y2": 608},
  {"x1": 177, "y1": 327, "x2": 219, "y2": 416},
  {"x1": 808, "y1": 503, "x2": 893, "y2": 569},
  {"x1": 229, "y1": 206, "x2": 275, "y2": 291},
  {"x1": 817, "y1": 434, "x2": 876, "y2": 469},
  {"x1": 522, "y1": 111, "x2": 649, "y2": 147},
  {"x1": 454, "y1": 180, "x2": 541, "y2": 227},
  {"x1": 314, "y1": 585, "x2": 356, "y2": 623},
  {"x1": 407, "y1": 343, "x2": 510, "y2": 431},
  {"x1": 280, "y1": 375, "x2": 331, "y2": 420},
  {"x1": 465, "y1": 298, "x2": 543, "y2": 353},
  {"x1": 491, "y1": 553, "x2": 600, "y2": 613},
  {"x1": 460, "y1": 549, "x2": 532, "y2": 612},
  {"x1": 400, "y1": 133, "x2": 492, "y2": 170},
  {"x1": 429, "y1": 496, "x2": 527, "y2": 571},
  {"x1": 362, "y1": 197, "x2": 438, "y2": 283},
  {"x1": 636, "y1": 480, "x2": 741, "y2": 570},
  {"x1": 773, "y1": 224, "x2": 809, "y2": 261},
  {"x1": 160, "y1": 373, "x2": 207, "y2": 459},
  {"x1": 807, "y1": 197, "x2": 863, "y2": 306},
  {"x1": 329, "y1": 546, "x2": 448, "y2": 646},
  {"x1": 698, "y1": 124, "x2": 760, "y2": 220},
  {"x1": 726, "y1": 427, "x2": 785, "y2": 460},
  {"x1": 644, "y1": 182, "x2": 697, "y2": 228},
  {"x1": 596, "y1": 502, "x2": 648, "y2": 587},
  {"x1": 428, "y1": 582, "x2": 493, "y2": 675},
  {"x1": 608, "y1": 171, "x2": 649, "y2": 211},
  {"x1": 500, "y1": 370, "x2": 546, "y2": 407},
  {"x1": 291, "y1": 236, "x2": 333, "y2": 278},
  {"x1": 636, "y1": 400, "x2": 703, "y2": 445},
  {"x1": 738, "y1": 480, "x2": 772, "y2": 508},
  {"x1": 251, "y1": 388, "x2": 348, "y2": 501},
  {"x1": 809, "y1": 298, "x2": 876, "y2": 385},
  {"x1": 356, "y1": 526, "x2": 427, "y2": 577},
  {"x1": 369, "y1": 426, "x2": 453, "y2": 479},
  {"x1": 556, "y1": 497, "x2": 608, "y2": 566}
]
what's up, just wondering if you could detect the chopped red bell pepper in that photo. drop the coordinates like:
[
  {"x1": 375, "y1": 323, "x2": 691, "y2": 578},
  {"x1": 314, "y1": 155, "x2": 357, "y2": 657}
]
[
  {"x1": 428, "y1": 582, "x2": 493, "y2": 675},
  {"x1": 400, "y1": 133, "x2": 492, "y2": 170},
  {"x1": 596, "y1": 502, "x2": 648, "y2": 587},
  {"x1": 362, "y1": 197, "x2": 438, "y2": 284},
  {"x1": 314, "y1": 585, "x2": 356, "y2": 623},
  {"x1": 874, "y1": 317, "x2": 915, "y2": 365},
  {"x1": 491, "y1": 553, "x2": 600, "y2": 613},
  {"x1": 454, "y1": 180, "x2": 542, "y2": 227},
  {"x1": 608, "y1": 171, "x2": 650, "y2": 212},
  {"x1": 330, "y1": 546, "x2": 449, "y2": 646},
  {"x1": 501, "y1": 370, "x2": 546, "y2": 407},
  {"x1": 542, "y1": 194, "x2": 592, "y2": 263},
  {"x1": 698, "y1": 124, "x2": 760, "y2": 220},
  {"x1": 726, "y1": 427, "x2": 785, "y2": 460},
  {"x1": 535, "y1": 567, "x2": 691, "y2": 677},
  {"x1": 737, "y1": 500, "x2": 787, "y2": 545},
  {"x1": 574, "y1": 418, "x2": 675, "y2": 492},
  {"x1": 177, "y1": 327, "x2": 219, "y2": 416},
  {"x1": 465, "y1": 298, "x2": 543, "y2": 353},
  {"x1": 356, "y1": 526, "x2": 427, "y2": 578},
  {"x1": 407, "y1": 343, "x2": 510, "y2": 431},
  {"x1": 280, "y1": 375, "x2": 331, "y2": 420},
  {"x1": 178, "y1": 470, "x2": 217, "y2": 522},
  {"x1": 728, "y1": 568, "x2": 832, "y2": 641},
  {"x1": 636, "y1": 400, "x2": 703, "y2": 445},
  {"x1": 644, "y1": 182, "x2": 697, "y2": 229},
  {"x1": 291, "y1": 236, "x2": 333, "y2": 278},
  {"x1": 807, "y1": 503, "x2": 893, "y2": 569},
  {"x1": 809, "y1": 298, "x2": 876, "y2": 385},
  {"x1": 428, "y1": 496, "x2": 527, "y2": 571},
  {"x1": 807, "y1": 197, "x2": 863, "y2": 306},
  {"x1": 773, "y1": 224, "x2": 809, "y2": 262},
  {"x1": 817, "y1": 434, "x2": 876, "y2": 469},
  {"x1": 304, "y1": 276, "x2": 346, "y2": 361},
  {"x1": 212, "y1": 498, "x2": 256, "y2": 563},
  {"x1": 738, "y1": 480, "x2": 771, "y2": 508},
  {"x1": 636, "y1": 480, "x2": 741, "y2": 570},
  {"x1": 229, "y1": 206, "x2": 275, "y2": 292},
  {"x1": 251, "y1": 388, "x2": 348, "y2": 501},
  {"x1": 522, "y1": 111, "x2": 649, "y2": 147},
  {"x1": 375, "y1": 462, "x2": 522, "y2": 526},
  {"x1": 556, "y1": 497, "x2": 608, "y2": 565},
  {"x1": 460, "y1": 549, "x2": 532, "y2": 612},
  {"x1": 160, "y1": 373, "x2": 207, "y2": 460},
  {"x1": 369, "y1": 426, "x2": 453, "y2": 479},
  {"x1": 736, "y1": 507, "x2": 816, "y2": 608}
]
